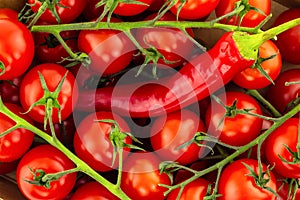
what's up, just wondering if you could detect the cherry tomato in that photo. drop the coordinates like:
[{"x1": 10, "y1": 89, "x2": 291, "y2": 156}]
[
  {"x1": 73, "y1": 111, "x2": 132, "y2": 172},
  {"x1": 233, "y1": 40, "x2": 282, "y2": 89},
  {"x1": 0, "y1": 19, "x2": 34, "y2": 80},
  {"x1": 78, "y1": 17, "x2": 134, "y2": 76},
  {"x1": 167, "y1": 178, "x2": 211, "y2": 200},
  {"x1": 16, "y1": 144, "x2": 77, "y2": 200},
  {"x1": 266, "y1": 69, "x2": 300, "y2": 115},
  {"x1": 135, "y1": 12, "x2": 195, "y2": 68},
  {"x1": 0, "y1": 8, "x2": 18, "y2": 20},
  {"x1": 150, "y1": 109, "x2": 206, "y2": 165},
  {"x1": 168, "y1": 0, "x2": 220, "y2": 20},
  {"x1": 215, "y1": 0, "x2": 271, "y2": 27},
  {"x1": 121, "y1": 152, "x2": 171, "y2": 200},
  {"x1": 0, "y1": 76, "x2": 23, "y2": 104},
  {"x1": 27, "y1": 0, "x2": 86, "y2": 24},
  {"x1": 70, "y1": 181, "x2": 118, "y2": 200},
  {"x1": 273, "y1": 8, "x2": 300, "y2": 64},
  {"x1": 113, "y1": 0, "x2": 152, "y2": 16},
  {"x1": 205, "y1": 91, "x2": 263, "y2": 146},
  {"x1": 0, "y1": 103, "x2": 34, "y2": 162},
  {"x1": 265, "y1": 118, "x2": 300, "y2": 179},
  {"x1": 19, "y1": 63, "x2": 79, "y2": 124},
  {"x1": 218, "y1": 158, "x2": 277, "y2": 200},
  {"x1": 34, "y1": 27, "x2": 78, "y2": 64}
]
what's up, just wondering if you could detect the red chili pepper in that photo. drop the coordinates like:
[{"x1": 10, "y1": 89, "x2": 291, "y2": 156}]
[{"x1": 75, "y1": 19, "x2": 300, "y2": 118}]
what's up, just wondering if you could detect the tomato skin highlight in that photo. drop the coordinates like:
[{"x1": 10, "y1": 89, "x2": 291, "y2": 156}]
[
  {"x1": 0, "y1": 103, "x2": 34, "y2": 162},
  {"x1": 205, "y1": 91, "x2": 263, "y2": 146},
  {"x1": 265, "y1": 118, "x2": 300, "y2": 179},
  {"x1": 0, "y1": 19, "x2": 34, "y2": 80},
  {"x1": 169, "y1": 0, "x2": 220, "y2": 20},
  {"x1": 121, "y1": 152, "x2": 171, "y2": 200},
  {"x1": 218, "y1": 158, "x2": 277, "y2": 200},
  {"x1": 16, "y1": 145, "x2": 77, "y2": 200},
  {"x1": 150, "y1": 109, "x2": 206, "y2": 165},
  {"x1": 19, "y1": 63, "x2": 78, "y2": 124},
  {"x1": 73, "y1": 111, "x2": 132, "y2": 172},
  {"x1": 233, "y1": 40, "x2": 282, "y2": 89},
  {"x1": 78, "y1": 17, "x2": 134, "y2": 76}
]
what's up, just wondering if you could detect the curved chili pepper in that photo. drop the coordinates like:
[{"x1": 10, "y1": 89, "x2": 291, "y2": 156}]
[{"x1": 75, "y1": 19, "x2": 300, "y2": 118}]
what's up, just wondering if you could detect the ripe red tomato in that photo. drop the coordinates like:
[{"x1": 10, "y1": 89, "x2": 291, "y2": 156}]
[
  {"x1": 265, "y1": 118, "x2": 300, "y2": 179},
  {"x1": 205, "y1": 91, "x2": 263, "y2": 146},
  {"x1": 215, "y1": 0, "x2": 271, "y2": 27},
  {"x1": 27, "y1": 0, "x2": 86, "y2": 24},
  {"x1": 0, "y1": 8, "x2": 18, "y2": 20},
  {"x1": 218, "y1": 158, "x2": 277, "y2": 200},
  {"x1": 121, "y1": 152, "x2": 171, "y2": 200},
  {"x1": 150, "y1": 109, "x2": 206, "y2": 165},
  {"x1": 167, "y1": 178, "x2": 211, "y2": 200},
  {"x1": 78, "y1": 17, "x2": 134, "y2": 76},
  {"x1": 266, "y1": 69, "x2": 300, "y2": 114},
  {"x1": 113, "y1": 0, "x2": 152, "y2": 16},
  {"x1": 16, "y1": 144, "x2": 77, "y2": 200},
  {"x1": 135, "y1": 12, "x2": 195, "y2": 69},
  {"x1": 73, "y1": 111, "x2": 132, "y2": 172},
  {"x1": 19, "y1": 63, "x2": 79, "y2": 124},
  {"x1": 168, "y1": 0, "x2": 220, "y2": 20},
  {"x1": 233, "y1": 40, "x2": 282, "y2": 89},
  {"x1": 0, "y1": 19, "x2": 34, "y2": 80},
  {"x1": 0, "y1": 160, "x2": 19, "y2": 175},
  {"x1": 70, "y1": 181, "x2": 118, "y2": 200},
  {"x1": 273, "y1": 8, "x2": 300, "y2": 64},
  {"x1": 0, "y1": 103, "x2": 34, "y2": 162}
]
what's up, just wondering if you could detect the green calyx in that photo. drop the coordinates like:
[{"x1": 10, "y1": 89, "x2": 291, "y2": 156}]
[{"x1": 23, "y1": 71, "x2": 68, "y2": 130}]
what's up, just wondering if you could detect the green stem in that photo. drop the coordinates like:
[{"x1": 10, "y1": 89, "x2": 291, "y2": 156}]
[
  {"x1": 28, "y1": 0, "x2": 49, "y2": 29},
  {"x1": 51, "y1": 31, "x2": 80, "y2": 60},
  {"x1": 0, "y1": 98, "x2": 130, "y2": 200},
  {"x1": 30, "y1": 20, "x2": 258, "y2": 34},
  {"x1": 165, "y1": 102, "x2": 300, "y2": 193},
  {"x1": 246, "y1": 90, "x2": 282, "y2": 117}
]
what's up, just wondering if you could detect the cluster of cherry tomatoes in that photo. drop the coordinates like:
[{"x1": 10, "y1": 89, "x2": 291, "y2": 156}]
[{"x1": 0, "y1": 0, "x2": 300, "y2": 199}]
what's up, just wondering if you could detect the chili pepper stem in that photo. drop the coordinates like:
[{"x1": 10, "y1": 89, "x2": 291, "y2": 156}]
[{"x1": 233, "y1": 17, "x2": 300, "y2": 60}]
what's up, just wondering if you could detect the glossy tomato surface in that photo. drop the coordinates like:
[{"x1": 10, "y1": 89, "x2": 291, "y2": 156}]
[
  {"x1": 218, "y1": 158, "x2": 277, "y2": 200},
  {"x1": 17, "y1": 145, "x2": 77, "y2": 200},
  {"x1": 0, "y1": 103, "x2": 34, "y2": 162},
  {"x1": 121, "y1": 152, "x2": 171, "y2": 200},
  {"x1": 273, "y1": 8, "x2": 300, "y2": 64},
  {"x1": 73, "y1": 111, "x2": 132, "y2": 172},
  {"x1": 233, "y1": 40, "x2": 282, "y2": 89},
  {"x1": 0, "y1": 19, "x2": 34, "y2": 80},
  {"x1": 20, "y1": 63, "x2": 78, "y2": 124},
  {"x1": 205, "y1": 91, "x2": 263, "y2": 146},
  {"x1": 265, "y1": 118, "x2": 300, "y2": 178}
]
